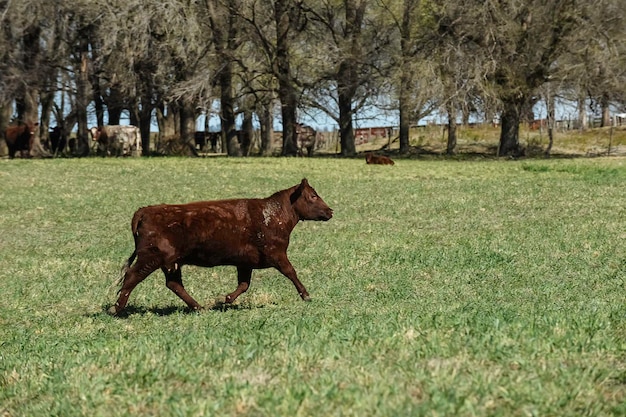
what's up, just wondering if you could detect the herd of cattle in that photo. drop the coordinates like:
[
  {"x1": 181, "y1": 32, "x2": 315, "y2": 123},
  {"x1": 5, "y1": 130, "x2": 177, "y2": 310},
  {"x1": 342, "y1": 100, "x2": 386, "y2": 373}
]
[
  {"x1": 3, "y1": 121, "x2": 395, "y2": 164},
  {"x1": 2, "y1": 122, "x2": 142, "y2": 158}
]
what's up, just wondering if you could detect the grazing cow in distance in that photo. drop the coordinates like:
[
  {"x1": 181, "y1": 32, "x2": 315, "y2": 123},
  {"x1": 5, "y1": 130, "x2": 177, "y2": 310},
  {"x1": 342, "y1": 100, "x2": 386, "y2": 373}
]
[
  {"x1": 194, "y1": 131, "x2": 220, "y2": 151},
  {"x1": 296, "y1": 123, "x2": 318, "y2": 157},
  {"x1": 49, "y1": 126, "x2": 67, "y2": 155},
  {"x1": 109, "y1": 178, "x2": 333, "y2": 316},
  {"x1": 4, "y1": 122, "x2": 38, "y2": 158},
  {"x1": 194, "y1": 131, "x2": 208, "y2": 150},
  {"x1": 365, "y1": 153, "x2": 395, "y2": 165},
  {"x1": 90, "y1": 125, "x2": 142, "y2": 157}
]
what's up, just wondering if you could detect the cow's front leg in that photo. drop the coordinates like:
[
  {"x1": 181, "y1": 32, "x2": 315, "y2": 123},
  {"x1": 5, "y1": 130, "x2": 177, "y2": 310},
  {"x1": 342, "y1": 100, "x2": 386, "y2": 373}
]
[
  {"x1": 274, "y1": 256, "x2": 311, "y2": 301},
  {"x1": 163, "y1": 266, "x2": 203, "y2": 311},
  {"x1": 224, "y1": 267, "x2": 252, "y2": 303}
]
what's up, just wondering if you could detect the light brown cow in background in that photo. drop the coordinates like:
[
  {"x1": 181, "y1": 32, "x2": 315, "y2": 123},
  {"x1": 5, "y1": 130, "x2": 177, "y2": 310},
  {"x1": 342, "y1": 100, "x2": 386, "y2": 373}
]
[{"x1": 89, "y1": 125, "x2": 142, "y2": 157}]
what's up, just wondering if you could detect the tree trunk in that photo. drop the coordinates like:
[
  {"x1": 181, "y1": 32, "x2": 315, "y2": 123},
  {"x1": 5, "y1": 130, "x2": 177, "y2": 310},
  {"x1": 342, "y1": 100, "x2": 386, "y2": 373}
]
[
  {"x1": 498, "y1": 97, "x2": 524, "y2": 157},
  {"x1": 14, "y1": 25, "x2": 49, "y2": 158},
  {"x1": 577, "y1": 94, "x2": 588, "y2": 131},
  {"x1": 75, "y1": 24, "x2": 92, "y2": 157},
  {"x1": 446, "y1": 101, "x2": 457, "y2": 155},
  {"x1": 461, "y1": 102, "x2": 471, "y2": 126},
  {"x1": 275, "y1": 0, "x2": 298, "y2": 156},
  {"x1": 338, "y1": 82, "x2": 356, "y2": 156},
  {"x1": 398, "y1": 0, "x2": 417, "y2": 154},
  {"x1": 92, "y1": 77, "x2": 105, "y2": 127},
  {"x1": 337, "y1": 41, "x2": 358, "y2": 156},
  {"x1": 25, "y1": 92, "x2": 50, "y2": 158},
  {"x1": 241, "y1": 110, "x2": 254, "y2": 156},
  {"x1": 156, "y1": 102, "x2": 178, "y2": 138},
  {"x1": 544, "y1": 89, "x2": 555, "y2": 158},
  {"x1": 179, "y1": 100, "x2": 198, "y2": 156},
  {"x1": 138, "y1": 96, "x2": 153, "y2": 155},
  {"x1": 106, "y1": 88, "x2": 125, "y2": 126},
  {"x1": 0, "y1": 100, "x2": 12, "y2": 156},
  {"x1": 398, "y1": 98, "x2": 410, "y2": 154},
  {"x1": 398, "y1": 64, "x2": 410, "y2": 153},
  {"x1": 336, "y1": 0, "x2": 364, "y2": 157},
  {"x1": 208, "y1": 0, "x2": 241, "y2": 157},
  {"x1": 600, "y1": 93, "x2": 610, "y2": 128},
  {"x1": 279, "y1": 93, "x2": 298, "y2": 156},
  {"x1": 40, "y1": 88, "x2": 55, "y2": 150},
  {"x1": 219, "y1": 60, "x2": 241, "y2": 157},
  {"x1": 15, "y1": 86, "x2": 50, "y2": 158},
  {"x1": 258, "y1": 101, "x2": 273, "y2": 156}
]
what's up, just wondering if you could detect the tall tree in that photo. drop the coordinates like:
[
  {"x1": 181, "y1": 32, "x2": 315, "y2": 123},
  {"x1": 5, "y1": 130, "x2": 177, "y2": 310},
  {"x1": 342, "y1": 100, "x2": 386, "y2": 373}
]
[
  {"x1": 207, "y1": 0, "x2": 242, "y2": 156},
  {"x1": 274, "y1": 0, "x2": 300, "y2": 156},
  {"x1": 436, "y1": 0, "x2": 588, "y2": 156},
  {"x1": 335, "y1": 0, "x2": 366, "y2": 157},
  {"x1": 238, "y1": 0, "x2": 311, "y2": 156},
  {"x1": 566, "y1": 0, "x2": 626, "y2": 129},
  {"x1": 305, "y1": 0, "x2": 388, "y2": 156},
  {"x1": 397, "y1": 0, "x2": 419, "y2": 154},
  {"x1": 378, "y1": 0, "x2": 437, "y2": 154},
  {"x1": 0, "y1": 1, "x2": 56, "y2": 157}
]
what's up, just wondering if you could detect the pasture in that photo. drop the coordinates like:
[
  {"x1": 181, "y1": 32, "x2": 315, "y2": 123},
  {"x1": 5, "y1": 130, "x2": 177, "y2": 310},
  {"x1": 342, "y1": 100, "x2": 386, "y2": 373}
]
[{"x1": 1, "y1": 156, "x2": 625, "y2": 416}]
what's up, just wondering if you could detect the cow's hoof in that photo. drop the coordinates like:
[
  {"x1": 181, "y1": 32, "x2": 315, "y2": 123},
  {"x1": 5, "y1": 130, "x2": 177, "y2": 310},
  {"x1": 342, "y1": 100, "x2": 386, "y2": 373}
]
[
  {"x1": 302, "y1": 295, "x2": 312, "y2": 302},
  {"x1": 213, "y1": 295, "x2": 228, "y2": 306},
  {"x1": 107, "y1": 306, "x2": 119, "y2": 316}
]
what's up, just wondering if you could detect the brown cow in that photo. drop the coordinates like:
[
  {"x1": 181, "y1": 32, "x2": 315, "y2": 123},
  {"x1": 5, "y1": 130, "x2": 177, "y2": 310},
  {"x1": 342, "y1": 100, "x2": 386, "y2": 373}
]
[
  {"x1": 5, "y1": 122, "x2": 38, "y2": 158},
  {"x1": 109, "y1": 178, "x2": 333, "y2": 316},
  {"x1": 365, "y1": 153, "x2": 395, "y2": 165}
]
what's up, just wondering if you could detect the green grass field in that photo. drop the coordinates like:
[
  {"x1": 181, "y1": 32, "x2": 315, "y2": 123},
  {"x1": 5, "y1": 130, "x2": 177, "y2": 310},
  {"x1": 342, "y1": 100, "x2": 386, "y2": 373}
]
[{"x1": 1, "y1": 156, "x2": 625, "y2": 416}]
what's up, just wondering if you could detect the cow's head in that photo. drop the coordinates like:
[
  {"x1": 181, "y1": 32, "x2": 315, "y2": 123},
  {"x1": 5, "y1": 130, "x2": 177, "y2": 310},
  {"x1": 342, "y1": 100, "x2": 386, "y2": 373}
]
[
  {"x1": 290, "y1": 178, "x2": 333, "y2": 221},
  {"x1": 28, "y1": 122, "x2": 38, "y2": 136},
  {"x1": 89, "y1": 126, "x2": 100, "y2": 142}
]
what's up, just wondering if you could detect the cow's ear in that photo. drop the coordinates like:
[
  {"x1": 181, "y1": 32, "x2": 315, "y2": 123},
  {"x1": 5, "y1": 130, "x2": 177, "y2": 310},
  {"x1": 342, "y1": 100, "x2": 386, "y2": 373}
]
[{"x1": 290, "y1": 180, "x2": 306, "y2": 204}]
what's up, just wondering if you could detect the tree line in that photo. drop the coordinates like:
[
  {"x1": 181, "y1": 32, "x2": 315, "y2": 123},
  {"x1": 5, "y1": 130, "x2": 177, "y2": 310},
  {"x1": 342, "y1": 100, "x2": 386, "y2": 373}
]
[{"x1": 0, "y1": 0, "x2": 624, "y2": 158}]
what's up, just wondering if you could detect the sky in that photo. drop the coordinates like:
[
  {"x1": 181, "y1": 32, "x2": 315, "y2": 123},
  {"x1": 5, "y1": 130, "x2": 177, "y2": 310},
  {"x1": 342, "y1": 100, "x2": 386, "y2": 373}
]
[{"x1": 65, "y1": 95, "x2": 599, "y2": 133}]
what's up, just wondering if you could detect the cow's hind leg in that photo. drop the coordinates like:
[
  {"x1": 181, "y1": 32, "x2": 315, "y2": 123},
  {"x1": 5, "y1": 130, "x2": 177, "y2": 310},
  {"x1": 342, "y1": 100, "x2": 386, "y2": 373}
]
[
  {"x1": 163, "y1": 266, "x2": 203, "y2": 311},
  {"x1": 224, "y1": 267, "x2": 252, "y2": 303},
  {"x1": 109, "y1": 254, "x2": 159, "y2": 316}
]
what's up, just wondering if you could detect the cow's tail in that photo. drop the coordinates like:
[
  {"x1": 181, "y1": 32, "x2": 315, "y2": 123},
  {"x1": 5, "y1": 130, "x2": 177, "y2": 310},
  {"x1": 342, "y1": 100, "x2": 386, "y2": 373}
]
[
  {"x1": 110, "y1": 250, "x2": 136, "y2": 294},
  {"x1": 110, "y1": 210, "x2": 144, "y2": 294}
]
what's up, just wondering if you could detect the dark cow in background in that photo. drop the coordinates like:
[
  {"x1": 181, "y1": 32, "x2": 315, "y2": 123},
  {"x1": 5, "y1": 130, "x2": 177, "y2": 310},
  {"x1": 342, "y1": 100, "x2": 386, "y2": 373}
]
[
  {"x1": 49, "y1": 126, "x2": 67, "y2": 155},
  {"x1": 194, "y1": 131, "x2": 221, "y2": 152},
  {"x1": 109, "y1": 178, "x2": 333, "y2": 315},
  {"x1": 90, "y1": 125, "x2": 142, "y2": 157},
  {"x1": 365, "y1": 153, "x2": 395, "y2": 165},
  {"x1": 4, "y1": 122, "x2": 38, "y2": 158}
]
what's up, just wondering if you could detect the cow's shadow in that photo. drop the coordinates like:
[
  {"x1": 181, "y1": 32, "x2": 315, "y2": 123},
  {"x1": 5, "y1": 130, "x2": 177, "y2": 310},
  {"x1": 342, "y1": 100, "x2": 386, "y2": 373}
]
[{"x1": 100, "y1": 301, "x2": 260, "y2": 318}]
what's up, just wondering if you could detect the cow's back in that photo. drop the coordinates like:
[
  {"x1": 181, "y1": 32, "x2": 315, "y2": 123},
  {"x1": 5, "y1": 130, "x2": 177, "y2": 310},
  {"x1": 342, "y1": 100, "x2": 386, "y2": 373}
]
[
  {"x1": 134, "y1": 199, "x2": 255, "y2": 243},
  {"x1": 133, "y1": 199, "x2": 269, "y2": 267},
  {"x1": 5, "y1": 125, "x2": 27, "y2": 145}
]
